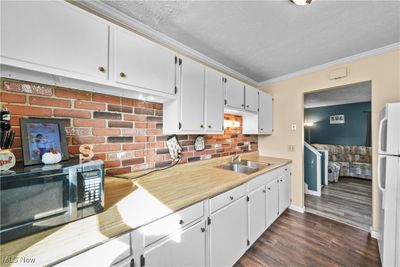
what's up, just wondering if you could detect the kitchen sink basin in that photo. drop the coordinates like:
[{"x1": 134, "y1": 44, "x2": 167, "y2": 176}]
[
  {"x1": 238, "y1": 160, "x2": 272, "y2": 169},
  {"x1": 217, "y1": 160, "x2": 272, "y2": 174}
]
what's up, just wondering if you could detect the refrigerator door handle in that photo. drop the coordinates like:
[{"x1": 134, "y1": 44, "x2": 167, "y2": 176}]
[
  {"x1": 377, "y1": 154, "x2": 386, "y2": 207},
  {"x1": 378, "y1": 116, "x2": 388, "y2": 154}
]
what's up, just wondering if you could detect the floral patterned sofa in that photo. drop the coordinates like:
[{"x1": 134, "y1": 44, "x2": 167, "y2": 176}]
[{"x1": 312, "y1": 144, "x2": 372, "y2": 180}]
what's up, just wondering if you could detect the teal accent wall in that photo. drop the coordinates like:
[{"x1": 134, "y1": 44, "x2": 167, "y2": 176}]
[
  {"x1": 304, "y1": 145, "x2": 318, "y2": 191},
  {"x1": 304, "y1": 102, "x2": 371, "y2": 146}
]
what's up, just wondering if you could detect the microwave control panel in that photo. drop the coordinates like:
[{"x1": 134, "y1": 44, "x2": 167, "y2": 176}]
[{"x1": 79, "y1": 170, "x2": 102, "y2": 206}]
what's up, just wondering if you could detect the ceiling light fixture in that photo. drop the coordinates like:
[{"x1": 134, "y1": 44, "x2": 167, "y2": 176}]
[{"x1": 291, "y1": 0, "x2": 312, "y2": 6}]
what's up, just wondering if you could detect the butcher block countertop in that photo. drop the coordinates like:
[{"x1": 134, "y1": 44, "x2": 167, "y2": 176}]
[{"x1": 0, "y1": 152, "x2": 291, "y2": 266}]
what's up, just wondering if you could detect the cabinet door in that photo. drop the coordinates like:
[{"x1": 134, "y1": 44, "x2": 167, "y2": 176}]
[
  {"x1": 205, "y1": 68, "x2": 224, "y2": 133},
  {"x1": 245, "y1": 85, "x2": 259, "y2": 112},
  {"x1": 112, "y1": 257, "x2": 134, "y2": 267},
  {"x1": 248, "y1": 186, "x2": 267, "y2": 244},
  {"x1": 179, "y1": 58, "x2": 205, "y2": 132},
  {"x1": 266, "y1": 179, "x2": 279, "y2": 228},
  {"x1": 225, "y1": 77, "x2": 245, "y2": 110},
  {"x1": 1, "y1": 1, "x2": 109, "y2": 80},
  {"x1": 259, "y1": 91, "x2": 273, "y2": 133},
  {"x1": 279, "y1": 173, "x2": 291, "y2": 214},
  {"x1": 56, "y1": 234, "x2": 131, "y2": 267},
  {"x1": 114, "y1": 28, "x2": 176, "y2": 95},
  {"x1": 144, "y1": 220, "x2": 206, "y2": 267},
  {"x1": 210, "y1": 197, "x2": 247, "y2": 267}
]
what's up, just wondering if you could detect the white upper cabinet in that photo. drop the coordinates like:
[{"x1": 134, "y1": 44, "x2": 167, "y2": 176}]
[
  {"x1": 259, "y1": 91, "x2": 273, "y2": 134},
  {"x1": 179, "y1": 57, "x2": 205, "y2": 132},
  {"x1": 205, "y1": 68, "x2": 225, "y2": 133},
  {"x1": 245, "y1": 85, "x2": 259, "y2": 112},
  {"x1": 225, "y1": 77, "x2": 245, "y2": 110},
  {"x1": 113, "y1": 28, "x2": 176, "y2": 95},
  {"x1": 1, "y1": 1, "x2": 109, "y2": 80},
  {"x1": 163, "y1": 61, "x2": 225, "y2": 134}
]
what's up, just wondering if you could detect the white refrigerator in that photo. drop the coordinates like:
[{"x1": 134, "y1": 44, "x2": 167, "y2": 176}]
[{"x1": 377, "y1": 102, "x2": 400, "y2": 267}]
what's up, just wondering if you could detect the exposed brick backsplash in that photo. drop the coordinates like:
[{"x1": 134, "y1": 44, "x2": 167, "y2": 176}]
[{"x1": 1, "y1": 78, "x2": 258, "y2": 174}]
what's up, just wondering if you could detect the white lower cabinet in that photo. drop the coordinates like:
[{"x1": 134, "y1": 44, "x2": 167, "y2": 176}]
[
  {"x1": 248, "y1": 186, "x2": 267, "y2": 245},
  {"x1": 279, "y1": 172, "x2": 291, "y2": 214},
  {"x1": 112, "y1": 257, "x2": 135, "y2": 267},
  {"x1": 55, "y1": 233, "x2": 131, "y2": 267},
  {"x1": 209, "y1": 197, "x2": 248, "y2": 267},
  {"x1": 59, "y1": 165, "x2": 291, "y2": 267},
  {"x1": 143, "y1": 220, "x2": 206, "y2": 267},
  {"x1": 266, "y1": 179, "x2": 279, "y2": 228}
]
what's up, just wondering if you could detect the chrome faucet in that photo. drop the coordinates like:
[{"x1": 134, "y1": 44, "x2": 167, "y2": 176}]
[{"x1": 231, "y1": 154, "x2": 241, "y2": 163}]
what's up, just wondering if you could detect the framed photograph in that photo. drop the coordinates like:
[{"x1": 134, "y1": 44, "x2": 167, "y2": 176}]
[
  {"x1": 20, "y1": 118, "x2": 69, "y2": 166},
  {"x1": 194, "y1": 136, "x2": 205, "y2": 151},
  {"x1": 330, "y1": 114, "x2": 345, "y2": 124}
]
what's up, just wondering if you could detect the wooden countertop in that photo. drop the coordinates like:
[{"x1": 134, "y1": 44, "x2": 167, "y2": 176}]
[{"x1": 0, "y1": 152, "x2": 291, "y2": 266}]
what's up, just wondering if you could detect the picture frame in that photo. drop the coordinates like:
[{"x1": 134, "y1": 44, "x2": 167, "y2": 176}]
[
  {"x1": 330, "y1": 114, "x2": 345, "y2": 124},
  {"x1": 20, "y1": 118, "x2": 69, "y2": 166},
  {"x1": 194, "y1": 136, "x2": 205, "y2": 151}
]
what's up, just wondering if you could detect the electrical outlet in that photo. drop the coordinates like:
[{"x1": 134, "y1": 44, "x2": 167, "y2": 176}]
[
  {"x1": 291, "y1": 123, "x2": 297, "y2": 131},
  {"x1": 288, "y1": 145, "x2": 296, "y2": 152}
]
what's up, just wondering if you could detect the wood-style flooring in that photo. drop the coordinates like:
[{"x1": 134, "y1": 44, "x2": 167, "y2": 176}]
[
  {"x1": 234, "y1": 209, "x2": 380, "y2": 267},
  {"x1": 305, "y1": 177, "x2": 372, "y2": 231}
]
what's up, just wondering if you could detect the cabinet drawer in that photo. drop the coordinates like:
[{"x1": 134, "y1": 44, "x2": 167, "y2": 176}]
[
  {"x1": 56, "y1": 233, "x2": 131, "y2": 266},
  {"x1": 278, "y1": 165, "x2": 291, "y2": 176},
  {"x1": 143, "y1": 201, "x2": 204, "y2": 247},
  {"x1": 247, "y1": 170, "x2": 278, "y2": 192},
  {"x1": 210, "y1": 184, "x2": 246, "y2": 213}
]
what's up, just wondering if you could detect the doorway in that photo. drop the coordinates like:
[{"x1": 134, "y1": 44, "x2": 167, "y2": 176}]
[{"x1": 303, "y1": 81, "x2": 372, "y2": 231}]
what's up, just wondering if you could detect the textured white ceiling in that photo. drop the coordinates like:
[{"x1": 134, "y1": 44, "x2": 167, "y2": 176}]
[
  {"x1": 99, "y1": 0, "x2": 400, "y2": 83},
  {"x1": 304, "y1": 81, "x2": 371, "y2": 108}
]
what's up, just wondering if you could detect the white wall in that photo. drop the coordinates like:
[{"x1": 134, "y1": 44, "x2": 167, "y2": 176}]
[{"x1": 258, "y1": 49, "x2": 400, "y2": 231}]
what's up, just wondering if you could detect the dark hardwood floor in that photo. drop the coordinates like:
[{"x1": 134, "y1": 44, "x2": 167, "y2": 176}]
[
  {"x1": 305, "y1": 177, "x2": 372, "y2": 231},
  {"x1": 234, "y1": 209, "x2": 380, "y2": 267}
]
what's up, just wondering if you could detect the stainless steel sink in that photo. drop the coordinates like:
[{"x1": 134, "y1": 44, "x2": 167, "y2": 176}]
[
  {"x1": 217, "y1": 160, "x2": 272, "y2": 174},
  {"x1": 238, "y1": 160, "x2": 272, "y2": 169},
  {"x1": 218, "y1": 163, "x2": 259, "y2": 174}
]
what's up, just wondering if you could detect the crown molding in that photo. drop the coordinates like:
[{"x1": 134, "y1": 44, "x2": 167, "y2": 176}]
[
  {"x1": 73, "y1": 1, "x2": 258, "y2": 86},
  {"x1": 259, "y1": 42, "x2": 400, "y2": 87}
]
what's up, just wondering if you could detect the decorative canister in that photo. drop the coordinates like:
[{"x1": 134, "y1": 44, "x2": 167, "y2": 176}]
[
  {"x1": 0, "y1": 149, "x2": 16, "y2": 172},
  {"x1": 42, "y1": 150, "x2": 62, "y2": 165}
]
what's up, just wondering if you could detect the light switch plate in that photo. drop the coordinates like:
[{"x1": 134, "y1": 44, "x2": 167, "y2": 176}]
[
  {"x1": 288, "y1": 145, "x2": 296, "y2": 152},
  {"x1": 291, "y1": 124, "x2": 297, "y2": 131}
]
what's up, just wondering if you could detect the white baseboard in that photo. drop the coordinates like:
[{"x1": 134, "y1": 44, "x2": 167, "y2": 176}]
[
  {"x1": 289, "y1": 204, "x2": 305, "y2": 213},
  {"x1": 370, "y1": 227, "x2": 380, "y2": 239},
  {"x1": 305, "y1": 190, "x2": 321, "y2": 197}
]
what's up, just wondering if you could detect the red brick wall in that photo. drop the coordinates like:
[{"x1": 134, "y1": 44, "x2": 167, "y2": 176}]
[{"x1": 1, "y1": 78, "x2": 258, "y2": 175}]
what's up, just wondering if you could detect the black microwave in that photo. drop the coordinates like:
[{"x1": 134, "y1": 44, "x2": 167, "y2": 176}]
[{"x1": 0, "y1": 159, "x2": 104, "y2": 243}]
